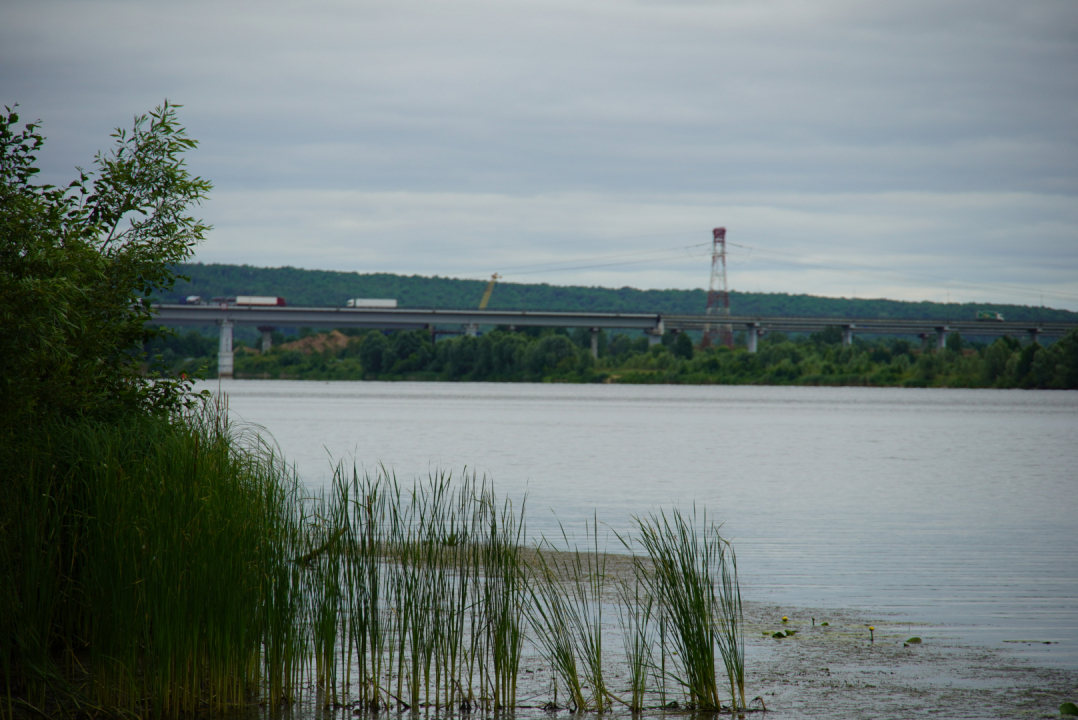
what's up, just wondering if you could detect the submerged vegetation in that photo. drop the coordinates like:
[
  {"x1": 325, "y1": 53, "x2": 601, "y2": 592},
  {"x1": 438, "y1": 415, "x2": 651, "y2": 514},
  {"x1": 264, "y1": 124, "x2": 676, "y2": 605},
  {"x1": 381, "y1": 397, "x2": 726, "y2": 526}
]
[{"x1": 157, "y1": 323, "x2": 1078, "y2": 389}]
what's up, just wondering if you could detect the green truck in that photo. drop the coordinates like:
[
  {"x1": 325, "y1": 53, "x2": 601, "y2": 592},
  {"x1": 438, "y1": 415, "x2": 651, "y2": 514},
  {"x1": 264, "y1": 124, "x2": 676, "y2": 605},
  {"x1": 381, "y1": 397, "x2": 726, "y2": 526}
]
[{"x1": 976, "y1": 310, "x2": 1005, "y2": 321}]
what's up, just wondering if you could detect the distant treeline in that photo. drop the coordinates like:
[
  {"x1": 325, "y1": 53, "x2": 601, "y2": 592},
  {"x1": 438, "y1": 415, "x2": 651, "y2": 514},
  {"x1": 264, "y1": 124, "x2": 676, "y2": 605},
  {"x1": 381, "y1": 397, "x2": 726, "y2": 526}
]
[
  {"x1": 155, "y1": 324, "x2": 1078, "y2": 389},
  {"x1": 168, "y1": 262, "x2": 1078, "y2": 324}
]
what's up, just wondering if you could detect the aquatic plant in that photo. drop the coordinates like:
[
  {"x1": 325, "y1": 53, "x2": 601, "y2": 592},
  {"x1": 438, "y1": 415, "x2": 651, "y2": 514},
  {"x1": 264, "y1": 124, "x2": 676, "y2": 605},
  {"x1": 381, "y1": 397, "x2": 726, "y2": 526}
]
[
  {"x1": 1, "y1": 403, "x2": 308, "y2": 719},
  {"x1": 615, "y1": 572, "x2": 656, "y2": 711},
  {"x1": 527, "y1": 517, "x2": 611, "y2": 712},
  {"x1": 2, "y1": 415, "x2": 749, "y2": 718},
  {"x1": 313, "y1": 467, "x2": 528, "y2": 713},
  {"x1": 627, "y1": 506, "x2": 744, "y2": 712}
]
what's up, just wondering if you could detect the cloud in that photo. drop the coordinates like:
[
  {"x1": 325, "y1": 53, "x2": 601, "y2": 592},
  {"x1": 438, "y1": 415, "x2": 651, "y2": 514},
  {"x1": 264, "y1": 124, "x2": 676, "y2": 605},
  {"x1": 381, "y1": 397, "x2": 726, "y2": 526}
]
[{"x1": 3, "y1": 0, "x2": 1076, "y2": 307}]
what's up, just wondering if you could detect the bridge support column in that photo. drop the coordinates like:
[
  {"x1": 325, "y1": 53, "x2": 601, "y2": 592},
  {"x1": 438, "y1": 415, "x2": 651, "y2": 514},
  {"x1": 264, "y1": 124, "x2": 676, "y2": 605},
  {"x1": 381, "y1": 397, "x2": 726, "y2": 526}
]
[
  {"x1": 590, "y1": 328, "x2": 599, "y2": 359},
  {"x1": 935, "y1": 326, "x2": 949, "y2": 351},
  {"x1": 842, "y1": 324, "x2": 855, "y2": 346},
  {"x1": 646, "y1": 319, "x2": 665, "y2": 347},
  {"x1": 747, "y1": 323, "x2": 760, "y2": 354},
  {"x1": 465, "y1": 323, "x2": 479, "y2": 338},
  {"x1": 218, "y1": 319, "x2": 234, "y2": 379},
  {"x1": 1028, "y1": 327, "x2": 1041, "y2": 345},
  {"x1": 258, "y1": 325, "x2": 275, "y2": 353}
]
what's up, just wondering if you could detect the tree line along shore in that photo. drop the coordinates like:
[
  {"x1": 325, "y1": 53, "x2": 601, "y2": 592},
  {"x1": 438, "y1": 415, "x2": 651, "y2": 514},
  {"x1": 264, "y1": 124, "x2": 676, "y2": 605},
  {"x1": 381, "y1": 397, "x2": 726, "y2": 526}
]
[{"x1": 155, "y1": 323, "x2": 1078, "y2": 389}]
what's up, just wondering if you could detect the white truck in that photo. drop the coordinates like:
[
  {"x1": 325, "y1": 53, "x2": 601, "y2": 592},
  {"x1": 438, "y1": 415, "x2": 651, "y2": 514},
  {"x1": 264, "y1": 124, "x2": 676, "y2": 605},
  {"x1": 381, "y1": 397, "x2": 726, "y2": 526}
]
[
  {"x1": 346, "y1": 298, "x2": 397, "y2": 308},
  {"x1": 235, "y1": 296, "x2": 287, "y2": 306}
]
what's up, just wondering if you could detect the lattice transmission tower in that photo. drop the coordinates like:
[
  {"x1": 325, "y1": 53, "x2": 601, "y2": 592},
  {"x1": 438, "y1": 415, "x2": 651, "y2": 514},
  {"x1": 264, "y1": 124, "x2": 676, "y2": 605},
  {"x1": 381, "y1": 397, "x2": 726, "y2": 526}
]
[{"x1": 704, "y1": 227, "x2": 733, "y2": 348}]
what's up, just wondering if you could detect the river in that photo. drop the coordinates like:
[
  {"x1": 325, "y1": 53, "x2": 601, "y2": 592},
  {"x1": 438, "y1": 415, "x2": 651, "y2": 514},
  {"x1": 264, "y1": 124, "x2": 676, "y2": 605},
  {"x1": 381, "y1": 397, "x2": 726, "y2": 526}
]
[{"x1": 198, "y1": 380, "x2": 1078, "y2": 670}]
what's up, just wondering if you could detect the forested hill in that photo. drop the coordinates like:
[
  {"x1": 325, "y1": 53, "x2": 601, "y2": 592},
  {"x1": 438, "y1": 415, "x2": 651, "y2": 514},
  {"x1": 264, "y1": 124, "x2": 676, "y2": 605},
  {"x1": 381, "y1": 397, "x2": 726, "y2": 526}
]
[{"x1": 169, "y1": 263, "x2": 1078, "y2": 324}]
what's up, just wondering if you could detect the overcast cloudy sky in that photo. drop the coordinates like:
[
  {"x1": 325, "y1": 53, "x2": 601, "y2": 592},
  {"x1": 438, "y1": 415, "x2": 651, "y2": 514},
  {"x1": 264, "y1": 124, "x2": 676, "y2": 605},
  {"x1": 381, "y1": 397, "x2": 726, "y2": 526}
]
[{"x1": 4, "y1": 0, "x2": 1077, "y2": 309}]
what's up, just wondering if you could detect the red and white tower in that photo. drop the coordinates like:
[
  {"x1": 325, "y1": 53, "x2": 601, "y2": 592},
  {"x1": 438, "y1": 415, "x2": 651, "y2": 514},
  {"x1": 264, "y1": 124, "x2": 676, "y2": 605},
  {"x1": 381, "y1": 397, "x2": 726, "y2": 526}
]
[{"x1": 705, "y1": 227, "x2": 733, "y2": 348}]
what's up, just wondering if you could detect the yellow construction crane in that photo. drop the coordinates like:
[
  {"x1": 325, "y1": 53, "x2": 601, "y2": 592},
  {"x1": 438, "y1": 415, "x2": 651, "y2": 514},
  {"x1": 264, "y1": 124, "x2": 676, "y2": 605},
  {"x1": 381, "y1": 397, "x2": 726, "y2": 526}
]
[{"x1": 478, "y1": 273, "x2": 500, "y2": 309}]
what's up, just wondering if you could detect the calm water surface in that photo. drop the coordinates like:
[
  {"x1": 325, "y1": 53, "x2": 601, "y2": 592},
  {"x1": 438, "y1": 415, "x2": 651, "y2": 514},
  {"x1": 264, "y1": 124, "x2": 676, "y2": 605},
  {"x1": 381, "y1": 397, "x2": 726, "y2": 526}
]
[{"x1": 198, "y1": 380, "x2": 1078, "y2": 668}]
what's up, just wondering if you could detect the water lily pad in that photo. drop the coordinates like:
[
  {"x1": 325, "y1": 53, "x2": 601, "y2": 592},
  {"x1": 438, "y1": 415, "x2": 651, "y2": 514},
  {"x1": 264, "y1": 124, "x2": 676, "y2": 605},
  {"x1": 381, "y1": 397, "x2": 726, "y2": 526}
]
[
  {"x1": 906, "y1": 637, "x2": 922, "y2": 644},
  {"x1": 821, "y1": 622, "x2": 829, "y2": 626},
  {"x1": 1060, "y1": 701, "x2": 1078, "y2": 716},
  {"x1": 772, "y1": 631, "x2": 787, "y2": 638}
]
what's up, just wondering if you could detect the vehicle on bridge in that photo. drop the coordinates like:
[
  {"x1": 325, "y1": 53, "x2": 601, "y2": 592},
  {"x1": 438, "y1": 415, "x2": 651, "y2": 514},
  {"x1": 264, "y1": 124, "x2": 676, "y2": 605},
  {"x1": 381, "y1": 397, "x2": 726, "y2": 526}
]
[
  {"x1": 236, "y1": 296, "x2": 287, "y2": 306},
  {"x1": 346, "y1": 298, "x2": 397, "y2": 308},
  {"x1": 192, "y1": 295, "x2": 288, "y2": 306},
  {"x1": 976, "y1": 310, "x2": 1005, "y2": 321}
]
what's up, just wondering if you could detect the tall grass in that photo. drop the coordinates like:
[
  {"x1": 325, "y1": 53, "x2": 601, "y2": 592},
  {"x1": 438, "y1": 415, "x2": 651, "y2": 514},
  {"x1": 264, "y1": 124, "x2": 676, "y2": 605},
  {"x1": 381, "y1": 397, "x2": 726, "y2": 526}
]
[
  {"x1": 527, "y1": 517, "x2": 611, "y2": 712},
  {"x1": 0, "y1": 403, "x2": 307, "y2": 719},
  {"x1": 317, "y1": 467, "x2": 527, "y2": 713},
  {"x1": 626, "y1": 506, "x2": 744, "y2": 712},
  {"x1": 615, "y1": 574, "x2": 655, "y2": 712},
  {"x1": 2, "y1": 407, "x2": 747, "y2": 718}
]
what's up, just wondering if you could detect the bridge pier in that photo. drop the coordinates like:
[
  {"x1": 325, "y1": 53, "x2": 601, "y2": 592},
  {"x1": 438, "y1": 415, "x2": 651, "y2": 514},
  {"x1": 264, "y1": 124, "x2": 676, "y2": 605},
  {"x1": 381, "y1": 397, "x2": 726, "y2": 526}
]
[
  {"x1": 464, "y1": 323, "x2": 479, "y2": 338},
  {"x1": 590, "y1": 327, "x2": 599, "y2": 359},
  {"x1": 746, "y1": 323, "x2": 760, "y2": 353},
  {"x1": 1028, "y1": 327, "x2": 1041, "y2": 345},
  {"x1": 257, "y1": 325, "x2": 275, "y2": 353},
  {"x1": 842, "y1": 324, "x2": 855, "y2": 346},
  {"x1": 935, "y1": 326, "x2": 949, "y2": 351},
  {"x1": 645, "y1": 319, "x2": 665, "y2": 347},
  {"x1": 218, "y1": 319, "x2": 234, "y2": 379}
]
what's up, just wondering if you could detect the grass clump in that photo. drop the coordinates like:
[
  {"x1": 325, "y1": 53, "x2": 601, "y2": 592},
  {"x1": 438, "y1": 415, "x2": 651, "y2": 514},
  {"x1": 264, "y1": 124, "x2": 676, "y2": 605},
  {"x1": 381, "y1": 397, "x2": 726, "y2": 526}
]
[
  {"x1": 622, "y1": 507, "x2": 745, "y2": 712},
  {"x1": 0, "y1": 403, "x2": 308, "y2": 719},
  {"x1": 317, "y1": 468, "x2": 528, "y2": 713}
]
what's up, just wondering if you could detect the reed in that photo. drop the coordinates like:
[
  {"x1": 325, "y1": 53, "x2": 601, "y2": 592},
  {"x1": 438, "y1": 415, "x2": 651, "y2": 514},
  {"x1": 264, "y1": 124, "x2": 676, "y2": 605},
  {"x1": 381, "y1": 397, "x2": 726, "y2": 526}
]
[
  {"x1": 627, "y1": 506, "x2": 743, "y2": 712},
  {"x1": 0, "y1": 402, "x2": 309, "y2": 719},
  {"x1": 312, "y1": 467, "x2": 528, "y2": 713},
  {"x1": 615, "y1": 574, "x2": 655, "y2": 712},
  {"x1": 716, "y1": 543, "x2": 746, "y2": 710},
  {"x1": 527, "y1": 517, "x2": 612, "y2": 712},
  {"x1": 2, "y1": 408, "x2": 747, "y2": 719}
]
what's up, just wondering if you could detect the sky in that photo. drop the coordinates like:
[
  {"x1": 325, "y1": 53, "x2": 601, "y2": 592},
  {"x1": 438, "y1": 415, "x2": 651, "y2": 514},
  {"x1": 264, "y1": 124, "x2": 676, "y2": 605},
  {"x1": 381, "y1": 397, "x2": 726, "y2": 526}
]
[{"x1": 3, "y1": 0, "x2": 1077, "y2": 310}]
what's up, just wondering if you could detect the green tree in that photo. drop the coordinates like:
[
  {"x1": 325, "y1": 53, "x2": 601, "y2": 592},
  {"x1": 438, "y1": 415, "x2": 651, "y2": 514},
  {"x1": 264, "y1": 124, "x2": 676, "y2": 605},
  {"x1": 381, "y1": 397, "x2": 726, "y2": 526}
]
[
  {"x1": 982, "y1": 338, "x2": 1015, "y2": 385},
  {"x1": 0, "y1": 101, "x2": 211, "y2": 426},
  {"x1": 1047, "y1": 328, "x2": 1078, "y2": 388},
  {"x1": 674, "y1": 331, "x2": 694, "y2": 360},
  {"x1": 358, "y1": 331, "x2": 389, "y2": 373},
  {"x1": 1011, "y1": 343, "x2": 1041, "y2": 387},
  {"x1": 524, "y1": 334, "x2": 578, "y2": 377}
]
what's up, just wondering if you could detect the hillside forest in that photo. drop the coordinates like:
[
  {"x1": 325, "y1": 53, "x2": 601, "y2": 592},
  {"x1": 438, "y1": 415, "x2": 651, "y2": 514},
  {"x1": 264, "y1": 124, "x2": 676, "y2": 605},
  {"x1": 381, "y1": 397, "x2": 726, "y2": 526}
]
[{"x1": 169, "y1": 262, "x2": 1078, "y2": 323}]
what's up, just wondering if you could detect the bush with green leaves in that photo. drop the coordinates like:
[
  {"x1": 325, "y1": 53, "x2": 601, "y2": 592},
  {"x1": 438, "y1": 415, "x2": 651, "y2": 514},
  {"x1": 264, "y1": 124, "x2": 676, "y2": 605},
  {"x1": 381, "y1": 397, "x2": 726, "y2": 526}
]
[{"x1": 0, "y1": 101, "x2": 210, "y2": 426}]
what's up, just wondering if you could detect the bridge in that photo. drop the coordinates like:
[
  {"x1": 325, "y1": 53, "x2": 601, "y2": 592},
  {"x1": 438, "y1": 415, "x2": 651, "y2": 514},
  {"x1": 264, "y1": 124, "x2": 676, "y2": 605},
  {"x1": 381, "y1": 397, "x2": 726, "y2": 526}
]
[{"x1": 150, "y1": 303, "x2": 1076, "y2": 378}]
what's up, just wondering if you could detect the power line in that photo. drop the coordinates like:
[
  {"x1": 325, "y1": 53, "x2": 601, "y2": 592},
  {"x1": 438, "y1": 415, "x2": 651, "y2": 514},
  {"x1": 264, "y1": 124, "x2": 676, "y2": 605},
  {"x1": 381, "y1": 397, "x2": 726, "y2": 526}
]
[
  {"x1": 465, "y1": 232, "x2": 1076, "y2": 304},
  {"x1": 488, "y1": 240, "x2": 709, "y2": 277}
]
